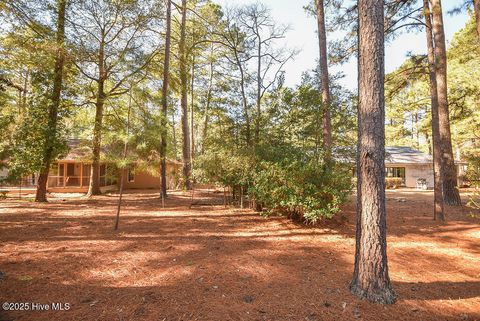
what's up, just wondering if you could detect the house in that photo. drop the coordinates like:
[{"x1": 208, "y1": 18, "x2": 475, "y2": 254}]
[
  {"x1": 337, "y1": 146, "x2": 467, "y2": 189},
  {"x1": 44, "y1": 139, "x2": 182, "y2": 193},
  {"x1": 46, "y1": 141, "x2": 115, "y2": 192},
  {"x1": 120, "y1": 162, "x2": 182, "y2": 190},
  {"x1": 1, "y1": 139, "x2": 183, "y2": 193},
  {"x1": 384, "y1": 146, "x2": 466, "y2": 189}
]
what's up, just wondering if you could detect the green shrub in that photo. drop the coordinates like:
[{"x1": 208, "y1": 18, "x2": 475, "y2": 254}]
[
  {"x1": 385, "y1": 177, "x2": 403, "y2": 189},
  {"x1": 194, "y1": 151, "x2": 254, "y2": 188},
  {"x1": 466, "y1": 154, "x2": 480, "y2": 210},
  {"x1": 250, "y1": 158, "x2": 352, "y2": 223},
  {"x1": 196, "y1": 143, "x2": 353, "y2": 224}
]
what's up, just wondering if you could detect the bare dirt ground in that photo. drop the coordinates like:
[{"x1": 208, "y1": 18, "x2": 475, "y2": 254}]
[{"x1": 0, "y1": 189, "x2": 479, "y2": 321}]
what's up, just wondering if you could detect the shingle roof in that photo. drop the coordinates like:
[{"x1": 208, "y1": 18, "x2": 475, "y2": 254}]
[
  {"x1": 63, "y1": 139, "x2": 92, "y2": 161},
  {"x1": 385, "y1": 146, "x2": 432, "y2": 164},
  {"x1": 335, "y1": 146, "x2": 465, "y2": 165},
  {"x1": 60, "y1": 139, "x2": 182, "y2": 165}
]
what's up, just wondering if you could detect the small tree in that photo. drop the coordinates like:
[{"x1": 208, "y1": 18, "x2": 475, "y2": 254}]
[{"x1": 69, "y1": 0, "x2": 159, "y2": 196}]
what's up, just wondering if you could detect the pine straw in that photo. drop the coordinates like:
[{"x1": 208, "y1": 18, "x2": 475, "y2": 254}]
[{"x1": 0, "y1": 189, "x2": 479, "y2": 321}]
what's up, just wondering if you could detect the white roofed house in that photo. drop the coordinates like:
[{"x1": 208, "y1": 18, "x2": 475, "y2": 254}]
[
  {"x1": 336, "y1": 146, "x2": 467, "y2": 189},
  {"x1": 384, "y1": 146, "x2": 467, "y2": 189}
]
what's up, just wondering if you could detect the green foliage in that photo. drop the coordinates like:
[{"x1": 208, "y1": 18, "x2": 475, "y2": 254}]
[
  {"x1": 0, "y1": 24, "x2": 72, "y2": 181},
  {"x1": 385, "y1": 177, "x2": 403, "y2": 189},
  {"x1": 194, "y1": 150, "x2": 255, "y2": 188},
  {"x1": 465, "y1": 153, "x2": 480, "y2": 210},
  {"x1": 194, "y1": 63, "x2": 355, "y2": 223},
  {"x1": 7, "y1": 93, "x2": 68, "y2": 181},
  {"x1": 1, "y1": 0, "x2": 357, "y2": 221},
  {"x1": 385, "y1": 13, "x2": 480, "y2": 158},
  {"x1": 197, "y1": 143, "x2": 352, "y2": 223},
  {"x1": 250, "y1": 155, "x2": 352, "y2": 223}
]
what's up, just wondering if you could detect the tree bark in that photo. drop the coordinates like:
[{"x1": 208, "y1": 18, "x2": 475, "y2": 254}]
[
  {"x1": 255, "y1": 35, "x2": 261, "y2": 145},
  {"x1": 430, "y1": 0, "x2": 461, "y2": 206},
  {"x1": 423, "y1": 0, "x2": 445, "y2": 220},
  {"x1": 190, "y1": 57, "x2": 195, "y2": 164},
  {"x1": 21, "y1": 71, "x2": 28, "y2": 111},
  {"x1": 160, "y1": 0, "x2": 171, "y2": 199},
  {"x1": 474, "y1": 0, "x2": 480, "y2": 39},
  {"x1": 179, "y1": 0, "x2": 192, "y2": 190},
  {"x1": 114, "y1": 89, "x2": 132, "y2": 230},
  {"x1": 202, "y1": 56, "x2": 214, "y2": 153},
  {"x1": 350, "y1": 0, "x2": 396, "y2": 305},
  {"x1": 87, "y1": 38, "x2": 106, "y2": 197},
  {"x1": 35, "y1": 0, "x2": 67, "y2": 202},
  {"x1": 172, "y1": 111, "x2": 177, "y2": 158},
  {"x1": 235, "y1": 51, "x2": 251, "y2": 146},
  {"x1": 315, "y1": 0, "x2": 332, "y2": 152}
]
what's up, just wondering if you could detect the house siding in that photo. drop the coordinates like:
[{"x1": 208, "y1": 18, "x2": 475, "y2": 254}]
[
  {"x1": 404, "y1": 164, "x2": 434, "y2": 188},
  {"x1": 122, "y1": 162, "x2": 181, "y2": 190}
]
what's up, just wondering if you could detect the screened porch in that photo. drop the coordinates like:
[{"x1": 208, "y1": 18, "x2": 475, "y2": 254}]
[{"x1": 47, "y1": 161, "x2": 115, "y2": 189}]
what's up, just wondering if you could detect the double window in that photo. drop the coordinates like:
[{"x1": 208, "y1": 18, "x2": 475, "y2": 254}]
[{"x1": 386, "y1": 167, "x2": 405, "y2": 184}]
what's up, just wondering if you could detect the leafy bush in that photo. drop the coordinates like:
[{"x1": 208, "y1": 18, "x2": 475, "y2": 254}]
[
  {"x1": 385, "y1": 177, "x2": 403, "y2": 189},
  {"x1": 465, "y1": 154, "x2": 480, "y2": 210},
  {"x1": 250, "y1": 158, "x2": 352, "y2": 223},
  {"x1": 196, "y1": 142, "x2": 353, "y2": 224},
  {"x1": 194, "y1": 150, "x2": 255, "y2": 189}
]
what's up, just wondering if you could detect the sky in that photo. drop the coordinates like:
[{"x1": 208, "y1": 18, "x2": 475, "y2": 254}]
[{"x1": 213, "y1": 0, "x2": 470, "y2": 90}]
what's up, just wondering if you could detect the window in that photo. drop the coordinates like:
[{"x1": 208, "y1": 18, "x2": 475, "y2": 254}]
[
  {"x1": 127, "y1": 168, "x2": 135, "y2": 182},
  {"x1": 386, "y1": 167, "x2": 405, "y2": 184}
]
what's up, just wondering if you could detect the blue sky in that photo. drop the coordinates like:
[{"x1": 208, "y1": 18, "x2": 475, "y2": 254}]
[{"x1": 214, "y1": 0, "x2": 470, "y2": 90}]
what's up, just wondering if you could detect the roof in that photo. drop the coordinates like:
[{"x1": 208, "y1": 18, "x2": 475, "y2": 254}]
[
  {"x1": 63, "y1": 139, "x2": 92, "y2": 161},
  {"x1": 385, "y1": 146, "x2": 432, "y2": 164},
  {"x1": 335, "y1": 146, "x2": 467, "y2": 165},
  {"x1": 59, "y1": 139, "x2": 182, "y2": 165}
]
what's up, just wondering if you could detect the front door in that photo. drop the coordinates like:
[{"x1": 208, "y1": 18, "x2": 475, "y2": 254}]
[
  {"x1": 59, "y1": 163, "x2": 65, "y2": 187},
  {"x1": 66, "y1": 163, "x2": 75, "y2": 186}
]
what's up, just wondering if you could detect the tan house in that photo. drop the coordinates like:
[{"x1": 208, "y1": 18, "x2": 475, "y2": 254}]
[{"x1": 46, "y1": 140, "x2": 182, "y2": 193}]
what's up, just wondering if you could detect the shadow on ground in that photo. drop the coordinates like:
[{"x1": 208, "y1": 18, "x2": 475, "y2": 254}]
[{"x1": 0, "y1": 189, "x2": 479, "y2": 321}]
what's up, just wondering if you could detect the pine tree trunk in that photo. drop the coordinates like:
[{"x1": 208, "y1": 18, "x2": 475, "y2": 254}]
[
  {"x1": 35, "y1": 0, "x2": 66, "y2": 202},
  {"x1": 172, "y1": 112, "x2": 178, "y2": 158},
  {"x1": 255, "y1": 40, "x2": 261, "y2": 145},
  {"x1": 315, "y1": 0, "x2": 332, "y2": 151},
  {"x1": 235, "y1": 51, "x2": 251, "y2": 146},
  {"x1": 160, "y1": 0, "x2": 171, "y2": 199},
  {"x1": 87, "y1": 39, "x2": 106, "y2": 197},
  {"x1": 114, "y1": 89, "x2": 132, "y2": 231},
  {"x1": 423, "y1": 0, "x2": 445, "y2": 220},
  {"x1": 202, "y1": 57, "x2": 214, "y2": 153},
  {"x1": 191, "y1": 58, "x2": 195, "y2": 162},
  {"x1": 179, "y1": 0, "x2": 192, "y2": 190},
  {"x1": 350, "y1": 0, "x2": 396, "y2": 305},
  {"x1": 21, "y1": 71, "x2": 28, "y2": 110},
  {"x1": 430, "y1": 0, "x2": 461, "y2": 206},
  {"x1": 474, "y1": 0, "x2": 480, "y2": 39},
  {"x1": 88, "y1": 90, "x2": 104, "y2": 196}
]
